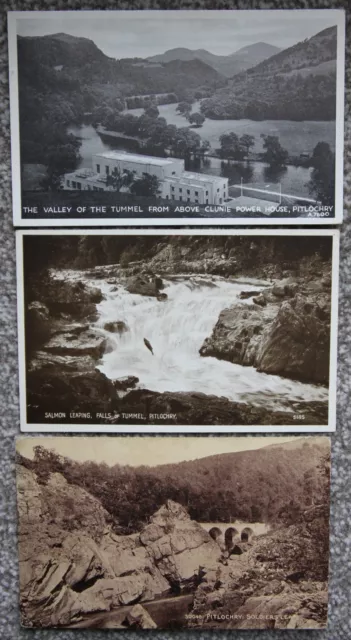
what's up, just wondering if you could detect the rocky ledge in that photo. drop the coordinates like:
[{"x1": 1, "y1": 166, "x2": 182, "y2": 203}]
[
  {"x1": 200, "y1": 276, "x2": 331, "y2": 385},
  {"x1": 17, "y1": 464, "x2": 220, "y2": 628}
]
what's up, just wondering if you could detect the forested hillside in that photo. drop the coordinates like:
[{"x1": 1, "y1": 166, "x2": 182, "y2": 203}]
[
  {"x1": 200, "y1": 27, "x2": 337, "y2": 121},
  {"x1": 18, "y1": 438, "x2": 330, "y2": 533}
]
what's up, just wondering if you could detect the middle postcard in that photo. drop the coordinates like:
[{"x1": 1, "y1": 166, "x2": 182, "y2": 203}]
[{"x1": 16, "y1": 229, "x2": 339, "y2": 433}]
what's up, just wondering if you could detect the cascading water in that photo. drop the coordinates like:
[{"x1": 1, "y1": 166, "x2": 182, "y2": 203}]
[{"x1": 84, "y1": 274, "x2": 328, "y2": 413}]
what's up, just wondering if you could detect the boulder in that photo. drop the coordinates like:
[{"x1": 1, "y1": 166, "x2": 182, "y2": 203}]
[
  {"x1": 103, "y1": 321, "x2": 128, "y2": 334},
  {"x1": 44, "y1": 279, "x2": 103, "y2": 320},
  {"x1": 125, "y1": 604, "x2": 157, "y2": 629},
  {"x1": 113, "y1": 376, "x2": 139, "y2": 391},
  {"x1": 239, "y1": 291, "x2": 261, "y2": 300},
  {"x1": 256, "y1": 294, "x2": 330, "y2": 384},
  {"x1": 26, "y1": 301, "x2": 51, "y2": 349},
  {"x1": 126, "y1": 276, "x2": 163, "y2": 298}
]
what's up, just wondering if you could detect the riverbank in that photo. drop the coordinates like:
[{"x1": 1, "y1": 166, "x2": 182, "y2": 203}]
[{"x1": 24, "y1": 237, "x2": 331, "y2": 427}]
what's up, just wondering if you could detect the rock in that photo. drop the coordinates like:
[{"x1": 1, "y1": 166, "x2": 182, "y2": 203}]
[
  {"x1": 126, "y1": 275, "x2": 163, "y2": 298},
  {"x1": 26, "y1": 368, "x2": 118, "y2": 423},
  {"x1": 157, "y1": 293, "x2": 168, "y2": 301},
  {"x1": 44, "y1": 280, "x2": 103, "y2": 320},
  {"x1": 26, "y1": 301, "x2": 51, "y2": 350},
  {"x1": 113, "y1": 376, "x2": 139, "y2": 391},
  {"x1": 125, "y1": 604, "x2": 157, "y2": 629},
  {"x1": 239, "y1": 290, "x2": 261, "y2": 300},
  {"x1": 200, "y1": 302, "x2": 276, "y2": 367},
  {"x1": 140, "y1": 501, "x2": 221, "y2": 590},
  {"x1": 253, "y1": 294, "x2": 267, "y2": 307},
  {"x1": 103, "y1": 321, "x2": 128, "y2": 334},
  {"x1": 256, "y1": 294, "x2": 330, "y2": 384},
  {"x1": 272, "y1": 283, "x2": 286, "y2": 297},
  {"x1": 43, "y1": 328, "x2": 108, "y2": 359}
]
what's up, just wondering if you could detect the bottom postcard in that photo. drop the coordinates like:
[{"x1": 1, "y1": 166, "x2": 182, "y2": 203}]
[{"x1": 16, "y1": 435, "x2": 331, "y2": 630}]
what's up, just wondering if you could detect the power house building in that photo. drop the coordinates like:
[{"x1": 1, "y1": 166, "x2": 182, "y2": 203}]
[{"x1": 63, "y1": 151, "x2": 228, "y2": 205}]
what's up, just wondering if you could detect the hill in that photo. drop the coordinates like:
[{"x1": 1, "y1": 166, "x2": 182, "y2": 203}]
[
  {"x1": 200, "y1": 26, "x2": 337, "y2": 121},
  {"x1": 148, "y1": 42, "x2": 281, "y2": 77},
  {"x1": 18, "y1": 437, "x2": 330, "y2": 532}
]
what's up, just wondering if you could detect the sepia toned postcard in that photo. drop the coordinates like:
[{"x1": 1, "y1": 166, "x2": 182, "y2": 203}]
[
  {"x1": 16, "y1": 229, "x2": 339, "y2": 432},
  {"x1": 8, "y1": 9, "x2": 345, "y2": 227},
  {"x1": 16, "y1": 435, "x2": 331, "y2": 630}
]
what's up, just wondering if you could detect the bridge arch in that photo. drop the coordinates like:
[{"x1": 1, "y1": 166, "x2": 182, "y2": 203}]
[
  {"x1": 224, "y1": 527, "x2": 239, "y2": 551},
  {"x1": 241, "y1": 527, "x2": 254, "y2": 542}
]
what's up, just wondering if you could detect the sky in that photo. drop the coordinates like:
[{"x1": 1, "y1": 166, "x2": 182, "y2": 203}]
[
  {"x1": 17, "y1": 436, "x2": 299, "y2": 467},
  {"x1": 15, "y1": 10, "x2": 340, "y2": 59}
]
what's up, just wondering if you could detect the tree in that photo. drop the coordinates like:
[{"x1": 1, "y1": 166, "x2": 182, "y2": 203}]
[
  {"x1": 170, "y1": 127, "x2": 202, "y2": 158},
  {"x1": 130, "y1": 172, "x2": 160, "y2": 197},
  {"x1": 219, "y1": 132, "x2": 245, "y2": 161},
  {"x1": 261, "y1": 134, "x2": 288, "y2": 167},
  {"x1": 176, "y1": 101, "x2": 192, "y2": 118},
  {"x1": 239, "y1": 134, "x2": 255, "y2": 157},
  {"x1": 308, "y1": 142, "x2": 335, "y2": 206},
  {"x1": 106, "y1": 167, "x2": 134, "y2": 192},
  {"x1": 188, "y1": 112, "x2": 205, "y2": 127},
  {"x1": 144, "y1": 105, "x2": 160, "y2": 119}
]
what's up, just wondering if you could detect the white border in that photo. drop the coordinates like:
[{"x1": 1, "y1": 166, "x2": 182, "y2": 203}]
[
  {"x1": 8, "y1": 9, "x2": 345, "y2": 227},
  {"x1": 16, "y1": 228, "x2": 339, "y2": 433}
]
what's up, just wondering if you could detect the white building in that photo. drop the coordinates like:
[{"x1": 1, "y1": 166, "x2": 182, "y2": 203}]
[{"x1": 63, "y1": 151, "x2": 228, "y2": 205}]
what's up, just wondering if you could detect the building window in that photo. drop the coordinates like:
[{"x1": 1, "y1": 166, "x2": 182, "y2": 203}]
[
  {"x1": 195, "y1": 198, "x2": 198, "y2": 203},
  {"x1": 179, "y1": 196, "x2": 182, "y2": 201},
  {"x1": 187, "y1": 189, "x2": 190, "y2": 195},
  {"x1": 187, "y1": 198, "x2": 190, "y2": 202},
  {"x1": 171, "y1": 186, "x2": 175, "y2": 192},
  {"x1": 66, "y1": 180, "x2": 70, "y2": 187},
  {"x1": 206, "y1": 199, "x2": 208, "y2": 204},
  {"x1": 105, "y1": 166, "x2": 110, "y2": 175},
  {"x1": 72, "y1": 181, "x2": 76, "y2": 189},
  {"x1": 172, "y1": 171, "x2": 176, "y2": 175},
  {"x1": 99, "y1": 188, "x2": 104, "y2": 192},
  {"x1": 171, "y1": 195, "x2": 175, "y2": 200},
  {"x1": 195, "y1": 191, "x2": 198, "y2": 196},
  {"x1": 93, "y1": 186, "x2": 98, "y2": 191},
  {"x1": 219, "y1": 198, "x2": 222, "y2": 204},
  {"x1": 217, "y1": 188, "x2": 220, "y2": 192},
  {"x1": 96, "y1": 164, "x2": 100, "y2": 173},
  {"x1": 166, "y1": 195, "x2": 169, "y2": 199},
  {"x1": 206, "y1": 190, "x2": 208, "y2": 196},
  {"x1": 77, "y1": 182, "x2": 82, "y2": 190},
  {"x1": 179, "y1": 188, "x2": 182, "y2": 193}
]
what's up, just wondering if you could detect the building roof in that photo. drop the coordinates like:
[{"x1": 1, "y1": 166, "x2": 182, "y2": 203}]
[
  {"x1": 164, "y1": 171, "x2": 228, "y2": 188},
  {"x1": 94, "y1": 151, "x2": 182, "y2": 167}
]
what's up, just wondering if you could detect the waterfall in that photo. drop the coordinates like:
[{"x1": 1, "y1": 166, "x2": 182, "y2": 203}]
[{"x1": 86, "y1": 275, "x2": 328, "y2": 413}]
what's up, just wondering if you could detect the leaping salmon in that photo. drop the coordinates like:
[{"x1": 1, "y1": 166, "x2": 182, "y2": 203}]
[{"x1": 144, "y1": 338, "x2": 154, "y2": 355}]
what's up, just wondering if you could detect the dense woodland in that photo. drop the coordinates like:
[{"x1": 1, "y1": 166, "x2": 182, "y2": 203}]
[{"x1": 17, "y1": 439, "x2": 330, "y2": 538}]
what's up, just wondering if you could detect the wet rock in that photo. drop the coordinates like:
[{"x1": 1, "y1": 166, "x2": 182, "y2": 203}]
[
  {"x1": 157, "y1": 293, "x2": 168, "y2": 301},
  {"x1": 43, "y1": 329, "x2": 108, "y2": 359},
  {"x1": 239, "y1": 290, "x2": 261, "y2": 300},
  {"x1": 103, "y1": 321, "x2": 128, "y2": 334},
  {"x1": 256, "y1": 294, "x2": 330, "y2": 384},
  {"x1": 125, "y1": 604, "x2": 157, "y2": 629},
  {"x1": 27, "y1": 301, "x2": 51, "y2": 349},
  {"x1": 126, "y1": 275, "x2": 163, "y2": 298},
  {"x1": 113, "y1": 376, "x2": 139, "y2": 391},
  {"x1": 43, "y1": 279, "x2": 103, "y2": 320}
]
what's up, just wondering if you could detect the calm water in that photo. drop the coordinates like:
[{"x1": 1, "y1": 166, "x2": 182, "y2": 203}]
[
  {"x1": 67, "y1": 123, "x2": 314, "y2": 196},
  {"x1": 126, "y1": 101, "x2": 336, "y2": 155}
]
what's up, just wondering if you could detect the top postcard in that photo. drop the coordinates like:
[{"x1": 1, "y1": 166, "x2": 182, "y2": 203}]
[{"x1": 8, "y1": 9, "x2": 345, "y2": 227}]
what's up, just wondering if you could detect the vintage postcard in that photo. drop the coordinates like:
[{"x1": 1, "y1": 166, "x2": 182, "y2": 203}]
[
  {"x1": 16, "y1": 435, "x2": 331, "y2": 629},
  {"x1": 16, "y1": 229, "x2": 339, "y2": 432},
  {"x1": 8, "y1": 9, "x2": 345, "y2": 226}
]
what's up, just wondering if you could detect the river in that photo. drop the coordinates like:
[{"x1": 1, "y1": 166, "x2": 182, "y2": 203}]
[
  {"x1": 67, "y1": 120, "x2": 325, "y2": 198},
  {"x1": 79, "y1": 273, "x2": 327, "y2": 413}
]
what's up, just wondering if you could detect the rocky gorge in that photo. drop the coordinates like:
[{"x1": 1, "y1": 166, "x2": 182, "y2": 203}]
[
  {"x1": 23, "y1": 235, "x2": 333, "y2": 426},
  {"x1": 16, "y1": 455, "x2": 329, "y2": 630}
]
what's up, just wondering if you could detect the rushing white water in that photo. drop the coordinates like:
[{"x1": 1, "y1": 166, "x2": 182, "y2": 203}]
[{"x1": 85, "y1": 275, "x2": 328, "y2": 413}]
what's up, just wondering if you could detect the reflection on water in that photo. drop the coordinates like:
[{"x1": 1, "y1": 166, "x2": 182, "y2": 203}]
[{"x1": 68, "y1": 124, "x2": 313, "y2": 197}]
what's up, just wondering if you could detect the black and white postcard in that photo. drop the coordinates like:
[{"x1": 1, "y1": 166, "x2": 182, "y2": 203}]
[
  {"x1": 16, "y1": 229, "x2": 339, "y2": 432},
  {"x1": 16, "y1": 435, "x2": 331, "y2": 629},
  {"x1": 8, "y1": 9, "x2": 345, "y2": 227}
]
